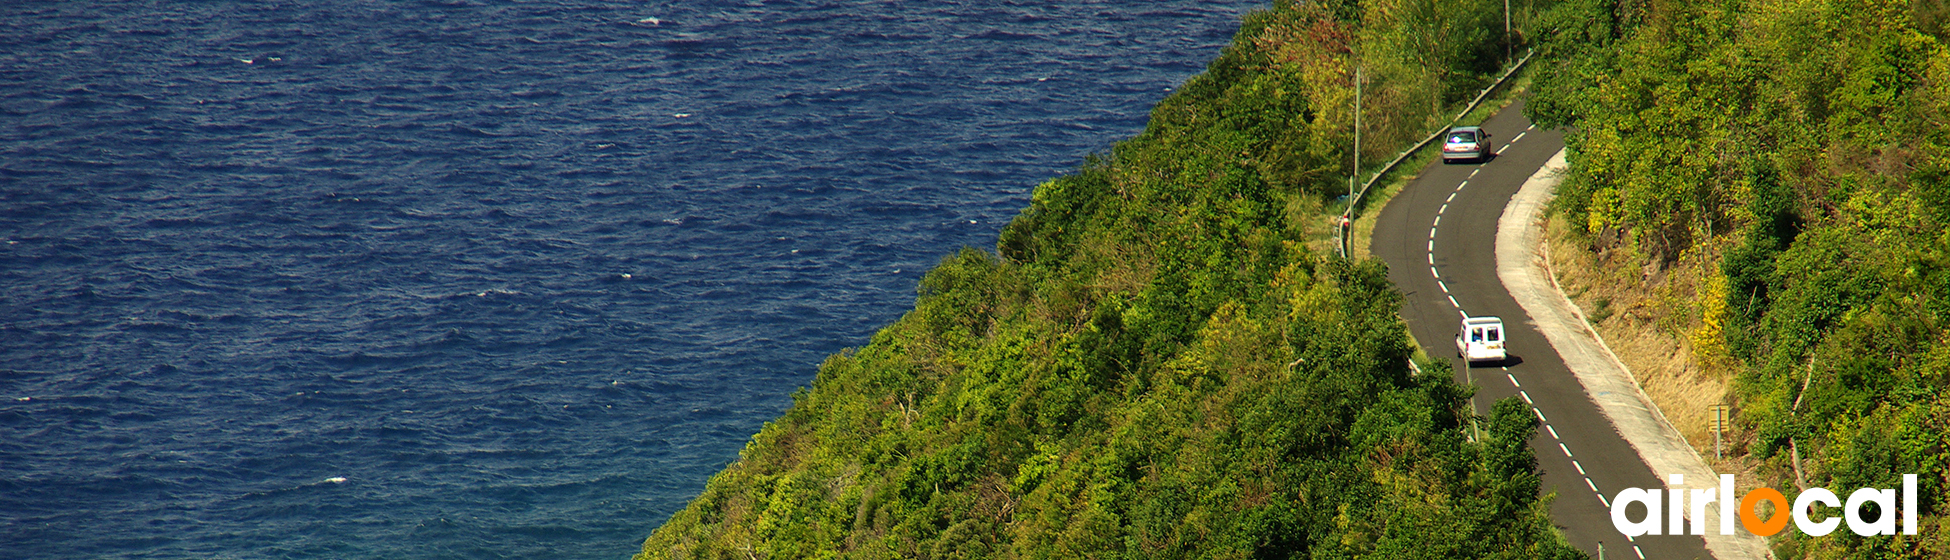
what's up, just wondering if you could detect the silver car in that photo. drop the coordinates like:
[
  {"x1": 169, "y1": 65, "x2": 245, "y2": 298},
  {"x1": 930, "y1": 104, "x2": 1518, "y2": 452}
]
[{"x1": 1442, "y1": 126, "x2": 1493, "y2": 163}]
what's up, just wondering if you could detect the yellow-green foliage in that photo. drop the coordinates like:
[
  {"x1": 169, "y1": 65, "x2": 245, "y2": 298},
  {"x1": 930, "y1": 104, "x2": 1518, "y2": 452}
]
[
  {"x1": 1693, "y1": 267, "x2": 1731, "y2": 363},
  {"x1": 1531, "y1": 0, "x2": 1950, "y2": 555},
  {"x1": 635, "y1": 1, "x2": 1582, "y2": 558}
]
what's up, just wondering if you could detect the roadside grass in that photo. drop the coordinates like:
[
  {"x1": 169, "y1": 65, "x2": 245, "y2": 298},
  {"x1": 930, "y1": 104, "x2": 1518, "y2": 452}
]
[{"x1": 1346, "y1": 73, "x2": 1532, "y2": 260}]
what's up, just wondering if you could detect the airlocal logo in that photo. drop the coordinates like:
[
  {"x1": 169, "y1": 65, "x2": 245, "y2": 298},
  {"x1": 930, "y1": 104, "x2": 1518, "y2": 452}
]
[{"x1": 1611, "y1": 474, "x2": 1919, "y2": 537}]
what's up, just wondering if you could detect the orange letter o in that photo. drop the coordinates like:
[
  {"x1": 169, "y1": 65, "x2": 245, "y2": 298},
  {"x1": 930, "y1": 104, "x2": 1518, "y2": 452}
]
[{"x1": 1740, "y1": 488, "x2": 1790, "y2": 536}]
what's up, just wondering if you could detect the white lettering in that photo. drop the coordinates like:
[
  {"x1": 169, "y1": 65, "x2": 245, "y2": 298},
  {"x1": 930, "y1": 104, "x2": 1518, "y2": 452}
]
[
  {"x1": 1906, "y1": 474, "x2": 1918, "y2": 535},
  {"x1": 1669, "y1": 474, "x2": 1686, "y2": 535},
  {"x1": 1690, "y1": 487, "x2": 1717, "y2": 535},
  {"x1": 1794, "y1": 488, "x2": 1841, "y2": 536},
  {"x1": 1719, "y1": 474, "x2": 1736, "y2": 535},
  {"x1": 1612, "y1": 487, "x2": 1662, "y2": 537},
  {"x1": 1846, "y1": 487, "x2": 1896, "y2": 536},
  {"x1": 1611, "y1": 474, "x2": 1925, "y2": 538}
]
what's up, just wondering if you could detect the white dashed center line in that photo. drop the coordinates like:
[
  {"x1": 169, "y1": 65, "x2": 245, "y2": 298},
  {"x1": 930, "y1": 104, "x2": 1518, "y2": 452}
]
[{"x1": 1433, "y1": 125, "x2": 1613, "y2": 554}]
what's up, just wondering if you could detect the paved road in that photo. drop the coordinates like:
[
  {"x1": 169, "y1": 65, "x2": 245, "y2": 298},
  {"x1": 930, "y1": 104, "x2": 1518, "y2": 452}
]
[{"x1": 1370, "y1": 100, "x2": 1715, "y2": 560}]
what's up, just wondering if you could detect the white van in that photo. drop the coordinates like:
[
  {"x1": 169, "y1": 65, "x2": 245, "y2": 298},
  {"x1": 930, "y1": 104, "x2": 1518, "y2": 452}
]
[{"x1": 1455, "y1": 316, "x2": 1507, "y2": 365}]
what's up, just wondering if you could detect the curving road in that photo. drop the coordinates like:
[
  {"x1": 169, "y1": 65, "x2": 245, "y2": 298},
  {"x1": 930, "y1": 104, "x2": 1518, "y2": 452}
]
[{"x1": 1370, "y1": 100, "x2": 1716, "y2": 560}]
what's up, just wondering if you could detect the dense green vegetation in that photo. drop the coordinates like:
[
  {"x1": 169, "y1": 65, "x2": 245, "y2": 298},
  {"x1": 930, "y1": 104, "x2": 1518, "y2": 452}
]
[
  {"x1": 634, "y1": 0, "x2": 1585, "y2": 558},
  {"x1": 1529, "y1": 0, "x2": 1950, "y2": 555}
]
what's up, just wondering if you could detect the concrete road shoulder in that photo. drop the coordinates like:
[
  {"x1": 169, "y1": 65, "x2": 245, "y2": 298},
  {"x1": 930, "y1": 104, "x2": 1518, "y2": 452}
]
[{"x1": 1494, "y1": 149, "x2": 1773, "y2": 560}]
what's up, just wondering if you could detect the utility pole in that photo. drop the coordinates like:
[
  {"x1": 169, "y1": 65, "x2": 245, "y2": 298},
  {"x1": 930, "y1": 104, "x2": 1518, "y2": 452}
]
[
  {"x1": 1351, "y1": 68, "x2": 1362, "y2": 232},
  {"x1": 1341, "y1": 66, "x2": 1362, "y2": 259},
  {"x1": 1504, "y1": 0, "x2": 1513, "y2": 60},
  {"x1": 1353, "y1": 65, "x2": 1361, "y2": 204}
]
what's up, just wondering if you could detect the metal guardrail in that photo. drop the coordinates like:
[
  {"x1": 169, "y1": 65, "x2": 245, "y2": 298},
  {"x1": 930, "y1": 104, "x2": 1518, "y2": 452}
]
[{"x1": 1337, "y1": 49, "x2": 1535, "y2": 257}]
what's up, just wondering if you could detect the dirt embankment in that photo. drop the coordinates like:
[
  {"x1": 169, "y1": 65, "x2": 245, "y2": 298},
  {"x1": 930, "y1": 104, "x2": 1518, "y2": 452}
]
[{"x1": 1543, "y1": 217, "x2": 1761, "y2": 479}]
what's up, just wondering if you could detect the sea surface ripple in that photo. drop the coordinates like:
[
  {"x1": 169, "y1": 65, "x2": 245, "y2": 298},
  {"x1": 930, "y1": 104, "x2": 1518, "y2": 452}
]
[{"x1": 0, "y1": 0, "x2": 1258, "y2": 557}]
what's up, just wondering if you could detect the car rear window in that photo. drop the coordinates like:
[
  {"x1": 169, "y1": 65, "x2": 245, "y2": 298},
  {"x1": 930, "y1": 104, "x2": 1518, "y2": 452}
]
[{"x1": 1447, "y1": 131, "x2": 1476, "y2": 143}]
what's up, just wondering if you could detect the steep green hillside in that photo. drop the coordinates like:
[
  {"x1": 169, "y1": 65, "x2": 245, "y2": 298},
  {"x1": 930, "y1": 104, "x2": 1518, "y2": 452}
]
[
  {"x1": 635, "y1": 0, "x2": 1584, "y2": 558},
  {"x1": 1529, "y1": 0, "x2": 1950, "y2": 555}
]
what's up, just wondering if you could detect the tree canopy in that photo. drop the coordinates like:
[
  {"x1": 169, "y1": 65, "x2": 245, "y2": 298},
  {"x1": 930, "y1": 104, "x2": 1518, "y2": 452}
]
[{"x1": 636, "y1": 1, "x2": 1584, "y2": 558}]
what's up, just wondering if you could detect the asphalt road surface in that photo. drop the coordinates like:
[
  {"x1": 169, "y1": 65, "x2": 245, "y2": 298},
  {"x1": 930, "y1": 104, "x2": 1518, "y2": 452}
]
[{"x1": 1371, "y1": 100, "x2": 1716, "y2": 560}]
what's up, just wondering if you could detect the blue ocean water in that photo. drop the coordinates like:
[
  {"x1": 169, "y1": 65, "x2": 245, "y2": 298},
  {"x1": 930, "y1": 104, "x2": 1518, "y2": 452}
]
[{"x1": 0, "y1": 1, "x2": 1258, "y2": 557}]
